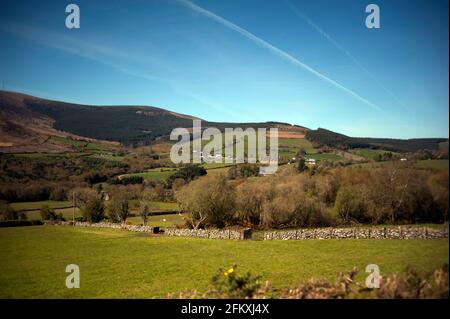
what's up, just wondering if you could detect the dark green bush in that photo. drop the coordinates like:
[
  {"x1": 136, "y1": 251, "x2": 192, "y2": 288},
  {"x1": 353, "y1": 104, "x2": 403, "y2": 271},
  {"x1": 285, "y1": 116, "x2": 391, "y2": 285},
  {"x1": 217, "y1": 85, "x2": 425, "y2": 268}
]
[{"x1": 0, "y1": 220, "x2": 43, "y2": 227}]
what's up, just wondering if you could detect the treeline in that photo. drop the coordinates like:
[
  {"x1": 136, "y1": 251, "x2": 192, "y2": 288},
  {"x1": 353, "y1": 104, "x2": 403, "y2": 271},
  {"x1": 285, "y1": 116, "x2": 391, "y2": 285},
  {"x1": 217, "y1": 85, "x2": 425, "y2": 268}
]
[
  {"x1": 0, "y1": 155, "x2": 127, "y2": 183},
  {"x1": 176, "y1": 166, "x2": 448, "y2": 229},
  {"x1": 26, "y1": 99, "x2": 194, "y2": 146},
  {"x1": 306, "y1": 128, "x2": 447, "y2": 152},
  {"x1": 0, "y1": 154, "x2": 182, "y2": 202},
  {"x1": 0, "y1": 156, "x2": 123, "y2": 202}
]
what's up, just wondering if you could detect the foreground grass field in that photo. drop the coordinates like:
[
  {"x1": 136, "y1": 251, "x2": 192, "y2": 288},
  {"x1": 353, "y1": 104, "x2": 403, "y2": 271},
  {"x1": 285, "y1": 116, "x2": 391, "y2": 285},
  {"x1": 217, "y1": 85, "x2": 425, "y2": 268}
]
[{"x1": 0, "y1": 226, "x2": 447, "y2": 298}]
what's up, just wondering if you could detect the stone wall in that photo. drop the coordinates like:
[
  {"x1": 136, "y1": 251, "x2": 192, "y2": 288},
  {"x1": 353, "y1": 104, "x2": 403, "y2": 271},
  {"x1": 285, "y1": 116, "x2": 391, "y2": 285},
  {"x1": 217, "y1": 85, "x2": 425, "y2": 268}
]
[
  {"x1": 61, "y1": 221, "x2": 155, "y2": 233},
  {"x1": 59, "y1": 222, "x2": 447, "y2": 241},
  {"x1": 61, "y1": 222, "x2": 252, "y2": 239},
  {"x1": 264, "y1": 226, "x2": 448, "y2": 240},
  {"x1": 165, "y1": 227, "x2": 252, "y2": 240}
]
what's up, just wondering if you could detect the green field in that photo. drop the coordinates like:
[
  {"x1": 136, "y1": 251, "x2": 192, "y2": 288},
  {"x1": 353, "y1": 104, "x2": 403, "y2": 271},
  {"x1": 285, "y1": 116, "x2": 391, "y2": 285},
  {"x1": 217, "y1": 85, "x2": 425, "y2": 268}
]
[
  {"x1": 23, "y1": 207, "x2": 81, "y2": 220},
  {"x1": 10, "y1": 201, "x2": 79, "y2": 220},
  {"x1": 49, "y1": 136, "x2": 117, "y2": 153},
  {"x1": 350, "y1": 149, "x2": 396, "y2": 160},
  {"x1": 278, "y1": 138, "x2": 317, "y2": 159},
  {"x1": 278, "y1": 138, "x2": 316, "y2": 154},
  {"x1": 121, "y1": 168, "x2": 178, "y2": 181},
  {"x1": 89, "y1": 154, "x2": 125, "y2": 162},
  {"x1": 9, "y1": 200, "x2": 180, "y2": 221},
  {"x1": 9, "y1": 201, "x2": 73, "y2": 211},
  {"x1": 121, "y1": 163, "x2": 235, "y2": 182},
  {"x1": 129, "y1": 201, "x2": 180, "y2": 214},
  {"x1": 201, "y1": 163, "x2": 234, "y2": 170},
  {"x1": 10, "y1": 153, "x2": 66, "y2": 159},
  {"x1": 0, "y1": 226, "x2": 447, "y2": 298},
  {"x1": 416, "y1": 159, "x2": 449, "y2": 171},
  {"x1": 306, "y1": 153, "x2": 342, "y2": 162},
  {"x1": 127, "y1": 213, "x2": 185, "y2": 227}
]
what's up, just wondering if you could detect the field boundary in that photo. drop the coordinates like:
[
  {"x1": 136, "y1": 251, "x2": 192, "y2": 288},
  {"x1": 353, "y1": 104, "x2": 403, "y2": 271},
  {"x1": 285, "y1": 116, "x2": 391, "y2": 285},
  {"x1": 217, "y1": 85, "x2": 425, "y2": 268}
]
[
  {"x1": 264, "y1": 226, "x2": 448, "y2": 240},
  {"x1": 60, "y1": 221, "x2": 158, "y2": 233},
  {"x1": 56, "y1": 222, "x2": 448, "y2": 241},
  {"x1": 165, "y1": 227, "x2": 252, "y2": 240}
]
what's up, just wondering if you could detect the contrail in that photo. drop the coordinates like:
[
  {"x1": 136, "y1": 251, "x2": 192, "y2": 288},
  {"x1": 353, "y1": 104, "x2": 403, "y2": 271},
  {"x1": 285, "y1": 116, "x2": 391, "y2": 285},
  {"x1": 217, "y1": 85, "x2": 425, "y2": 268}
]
[
  {"x1": 284, "y1": 0, "x2": 406, "y2": 109},
  {"x1": 1, "y1": 22, "x2": 238, "y2": 119},
  {"x1": 176, "y1": 0, "x2": 385, "y2": 113}
]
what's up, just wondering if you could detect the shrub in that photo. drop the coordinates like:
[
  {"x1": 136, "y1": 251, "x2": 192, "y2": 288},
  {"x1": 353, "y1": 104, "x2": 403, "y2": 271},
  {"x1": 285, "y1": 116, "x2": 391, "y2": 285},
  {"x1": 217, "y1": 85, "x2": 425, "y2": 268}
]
[
  {"x1": 227, "y1": 164, "x2": 259, "y2": 179},
  {"x1": 107, "y1": 194, "x2": 130, "y2": 223},
  {"x1": 209, "y1": 265, "x2": 263, "y2": 298},
  {"x1": 176, "y1": 174, "x2": 235, "y2": 228},
  {"x1": 40, "y1": 205, "x2": 58, "y2": 221},
  {"x1": 334, "y1": 186, "x2": 368, "y2": 224},
  {"x1": 168, "y1": 164, "x2": 206, "y2": 187},
  {"x1": 81, "y1": 198, "x2": 105, "y2": 223},
  {"x1": 110, "y1": 175, "x2": 143, "y2": 185},
  {"x1": 235, "y1": 182, "x2": 266, "y2": 225},
  {"x1": 0, "y1": 201, "x2": 17, "y2": 221},
  {"x1": 297, "y1": 157, "x2": 307, "y2": 172},
  {"x1": 0, "y1": 220, "x2": 43, "y2": 227},
  {"x1": 170, "y1": 265, "x2": 449, "y2": 299},
  {"x1": 262, "y1": 185, "x2": 333, "y2": 228}
]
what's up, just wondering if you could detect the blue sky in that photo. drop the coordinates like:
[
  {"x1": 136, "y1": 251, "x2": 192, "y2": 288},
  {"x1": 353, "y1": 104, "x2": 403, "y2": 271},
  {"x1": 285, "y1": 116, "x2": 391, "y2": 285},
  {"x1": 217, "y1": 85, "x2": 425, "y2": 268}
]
[{"x1": 0, "y1": 0, "x2": 448, "y2": 138}]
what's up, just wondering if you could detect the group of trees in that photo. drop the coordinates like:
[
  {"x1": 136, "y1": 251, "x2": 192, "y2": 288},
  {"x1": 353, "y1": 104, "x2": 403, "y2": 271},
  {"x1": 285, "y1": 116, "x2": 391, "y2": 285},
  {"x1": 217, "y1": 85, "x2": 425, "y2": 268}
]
[
  {"x1": 167, "y1": 165, "x2": 207, "y2": 188},
  {"x1": 40, "y1": 205, "x2": 65, "y2": 221},
  {"x1": 306, "y1": 128, "x2": 447, "y2": 153},
  {"x1": 175, "y1": 165, "x2": 449, "y2": 229},
  {"x1": 227, "y1": 164, "x2": 260, "y2": 179},
  {"x1": 0, "y1": 154, "x2": 205, "y2": 203},
  {"x1": 110, "y1": 175, "x2": 144, "y2": 185},
  {"x1": 0, "y1": 155, "x2": 128, "y2": 202},
  {"x1": 1, "y1": 150, "x2": 448, "y2": 230},
  {"x1": 0, "y1": 201, "x2": 27, "y2": 221},
  {"x1": 69, "y1": 183, "x2": 159, "y2": 224}
]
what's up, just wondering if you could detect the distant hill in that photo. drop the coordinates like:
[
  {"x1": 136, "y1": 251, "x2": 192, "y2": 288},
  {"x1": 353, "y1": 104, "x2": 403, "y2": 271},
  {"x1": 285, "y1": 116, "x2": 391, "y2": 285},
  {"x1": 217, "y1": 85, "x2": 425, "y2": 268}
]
[
  {"x1": 306, "y1": 128, "x2": 447, "y2": 153},
  {"x1": 0, "y1": 91, "x2": 306, "y2": 150},
  {"x1": 0, "y1": 90, "x2": 447, "y2": 153}
]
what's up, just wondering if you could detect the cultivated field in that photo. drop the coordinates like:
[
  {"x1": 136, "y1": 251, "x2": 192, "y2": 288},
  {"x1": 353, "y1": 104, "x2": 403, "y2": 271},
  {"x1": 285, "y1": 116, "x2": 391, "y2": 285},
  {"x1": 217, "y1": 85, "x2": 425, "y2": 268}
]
[{"x1": 0, "y1": 226, "x2": 447, "y2": 298}]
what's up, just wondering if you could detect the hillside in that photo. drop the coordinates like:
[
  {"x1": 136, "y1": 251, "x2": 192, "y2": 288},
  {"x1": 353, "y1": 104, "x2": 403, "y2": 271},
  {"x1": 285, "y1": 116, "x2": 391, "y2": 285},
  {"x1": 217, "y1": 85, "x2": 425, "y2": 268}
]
[
  {"x1": 0, "y1": 91, "x2": 307, "y2": 150},
  {"x1": 306, "y1": 128, "x2": 447, "y2": 153},
  {"x1": 0, "y1": 91, "x2": 447, "y2": 153}
]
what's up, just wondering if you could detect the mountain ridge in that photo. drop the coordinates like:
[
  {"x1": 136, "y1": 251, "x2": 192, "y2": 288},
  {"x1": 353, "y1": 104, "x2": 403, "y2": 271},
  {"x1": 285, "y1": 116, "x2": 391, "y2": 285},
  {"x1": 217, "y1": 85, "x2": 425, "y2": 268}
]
[{"x1": 0, "y1": 90, "x2": 447, "y2": 153}]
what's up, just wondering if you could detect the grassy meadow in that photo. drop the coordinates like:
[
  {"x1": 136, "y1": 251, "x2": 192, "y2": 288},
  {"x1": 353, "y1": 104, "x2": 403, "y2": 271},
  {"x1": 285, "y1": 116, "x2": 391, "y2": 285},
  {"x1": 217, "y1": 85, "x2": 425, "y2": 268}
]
[
  {"x1": 0, "y1": 225, "x2": 447, "y2": 298},
  {"x1": 127, "y1": 212, "x2": 185, "y2": 227},
  {"x1": 120, "y1": 168, "x2": 177, "y2": 181},
  {"x1": 8, "y1": 200, "x2": 181, "y2": 224}
]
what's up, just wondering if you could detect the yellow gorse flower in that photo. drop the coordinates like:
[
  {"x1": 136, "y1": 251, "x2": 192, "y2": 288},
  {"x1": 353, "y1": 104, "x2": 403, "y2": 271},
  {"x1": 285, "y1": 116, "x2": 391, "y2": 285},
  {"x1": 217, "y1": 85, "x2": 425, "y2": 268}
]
[{"x1": 223, "y1": 268, "x2": 234, "y2": 276}]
